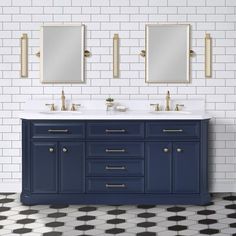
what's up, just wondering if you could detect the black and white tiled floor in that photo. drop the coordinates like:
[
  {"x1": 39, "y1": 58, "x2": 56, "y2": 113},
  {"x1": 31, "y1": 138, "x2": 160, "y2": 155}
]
[{"x1": 0, "y1": 193, "x2": 235, "y2": 235}]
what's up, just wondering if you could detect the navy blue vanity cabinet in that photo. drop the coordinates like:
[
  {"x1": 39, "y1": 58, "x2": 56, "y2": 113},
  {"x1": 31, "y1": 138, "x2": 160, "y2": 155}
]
[
  {"x1": 21, "y1": 120, "x2": 85, "y2": 204},
  {"x1": 21, "y1": 119, "x2": 210, "y2": 205},
  {"x1": 31, "y1": 141, "x2": 85, "y2": 194}
]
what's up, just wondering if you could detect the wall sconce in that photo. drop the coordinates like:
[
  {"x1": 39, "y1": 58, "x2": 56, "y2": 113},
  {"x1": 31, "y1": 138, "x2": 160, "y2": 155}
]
[
  {"x1": 205, "y1": 33, "x2": 212, "y2": 78},
  {"x1": 20, "y1": 33, "x2": 28, "y2": 78},
  {"x1": 113, "y1": 34, "x2": 119, "y2": 78}
]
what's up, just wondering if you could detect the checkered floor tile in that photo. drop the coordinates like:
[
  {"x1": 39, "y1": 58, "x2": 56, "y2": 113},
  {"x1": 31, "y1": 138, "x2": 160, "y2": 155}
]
[{"x1": 0, "y1": 193, "x2": 235, "y2": 235}]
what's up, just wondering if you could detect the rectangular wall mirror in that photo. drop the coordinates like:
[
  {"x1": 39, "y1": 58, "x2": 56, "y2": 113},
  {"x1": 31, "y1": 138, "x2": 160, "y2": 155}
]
[
  {"x1": 40, "y1": 24, "x2": 85, "y2": 83},
  {"x1": 145, "y1": 24, "x2": 190, "y2": 83}
]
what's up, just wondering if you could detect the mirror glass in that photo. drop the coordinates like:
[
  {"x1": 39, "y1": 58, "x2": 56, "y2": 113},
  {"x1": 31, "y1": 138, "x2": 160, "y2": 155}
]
[
  {"x1": 40, "y1": 25, "x2": 84, "y2": 83},
  {"x1": 146, "y1": 24, "x2": 190, "y2": 83}
]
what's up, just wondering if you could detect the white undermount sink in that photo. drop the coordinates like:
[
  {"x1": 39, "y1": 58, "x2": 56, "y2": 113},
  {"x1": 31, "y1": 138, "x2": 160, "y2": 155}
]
[{"x1": 39, "y1": 111, "x2": 82, "y2": 115}]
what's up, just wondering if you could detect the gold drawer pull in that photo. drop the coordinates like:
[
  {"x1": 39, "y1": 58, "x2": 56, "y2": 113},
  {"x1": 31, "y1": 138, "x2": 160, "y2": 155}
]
[
  {"x1": 105, "y1": 149, "x2": 126, "y2": 153},
  {"x1": 105, "y1": 129, "x2": 126, "y2": 133},
  {"x1": 105, "y1": 184, "x2": 126, "y2": 188},
  {"x1": 48, "y1": 129, "x2": 69, "y2": 133},
  {"x1": 163, "y1": 129, "x2": 183, "y2": 133},
  {"x1": 105, "y1": 165, "x2": 126, "y2": 170}
]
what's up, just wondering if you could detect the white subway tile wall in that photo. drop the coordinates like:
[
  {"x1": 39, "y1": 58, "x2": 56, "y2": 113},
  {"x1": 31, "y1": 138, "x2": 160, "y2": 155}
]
[{"x1": 0, "y1": 0, "x2": 235, "y2": 192}]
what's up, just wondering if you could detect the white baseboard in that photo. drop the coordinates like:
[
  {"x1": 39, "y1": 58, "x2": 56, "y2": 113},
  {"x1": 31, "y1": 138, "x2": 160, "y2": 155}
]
[
  {"x1": 0, "y1": 182, "x2": 21, "y2": 192},
  {"x1": 0, "y1": 181, "x2": 235, "y2": 193},
  {"x1": 209, "y1": 180, "x2": 236, "y2": 192}
]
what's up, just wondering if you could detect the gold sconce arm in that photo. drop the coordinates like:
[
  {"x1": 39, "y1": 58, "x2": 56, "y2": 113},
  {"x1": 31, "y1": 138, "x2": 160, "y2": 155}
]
[
  {"x1": 140, "y1": 50, "x2": 146, "y2": 57},
  {"x1": 20, "y1": 33, "x2": 28, "y2": 78},
  {"x1": 84, "y1": 50, "x2": 91, "y2": 57},
  {"x1": 190, "y1": 49, "x2": 195, "y2": 57}
]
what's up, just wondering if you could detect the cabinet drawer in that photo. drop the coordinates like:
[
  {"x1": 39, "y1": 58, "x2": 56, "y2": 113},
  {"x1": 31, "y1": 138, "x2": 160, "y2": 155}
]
[
  {"x1": 87, "y1": 142, "x2": 144, "y2": 158},
  {"x1": 86, "y1": 177, "x2": 144, "y2": 193},
  {"x1": 87, "y1": 121, "x2": 144, "y2": 139},
  {"x1": 31, "y1": 121, "x2": 85, "y2": 139},
  {"x1": 146, "y1": 121, "x2": 200, "y2": 139},
  {"x1": 87, "y1": 159, "x2": 144, "y2": 176}
]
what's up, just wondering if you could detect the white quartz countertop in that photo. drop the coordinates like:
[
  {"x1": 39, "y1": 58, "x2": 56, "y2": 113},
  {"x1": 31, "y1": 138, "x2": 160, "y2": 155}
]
[
  {"x1": 19, "y1": 99, "x2": 212, "y2": 120},
  {"x1": 19, "y1": 110, "x2": 211, "y2": 120}
]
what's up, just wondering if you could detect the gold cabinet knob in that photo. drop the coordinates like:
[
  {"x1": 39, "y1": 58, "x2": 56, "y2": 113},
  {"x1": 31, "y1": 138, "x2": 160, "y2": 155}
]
[
  {"x1": 176, "y1": 148, "x2": 182, "y2": 153},
  {"x1": 62, "y1": 147, "x2": 68, "y2": 153},
  {"x1": 163, "y1": 148, "x2": 169, "y2": 153},
  {"x1": 49, "y1": 148, "x2": 54, "y2": 153}
]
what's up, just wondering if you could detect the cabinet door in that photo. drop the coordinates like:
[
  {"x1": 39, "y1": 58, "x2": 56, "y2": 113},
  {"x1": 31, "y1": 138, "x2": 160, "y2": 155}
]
[
  {"x1": 173, "y1": 142, "x2": 199, "y2": 193},
  {"x1": 146, "y1": 142, "x2": 172, "y2": 193},
  {"x1": 32, "y1": 142, "x2": 57, "y2": 193},
  {"x1": 59, "y1": 142, "x2": 85, "y2": 193}
]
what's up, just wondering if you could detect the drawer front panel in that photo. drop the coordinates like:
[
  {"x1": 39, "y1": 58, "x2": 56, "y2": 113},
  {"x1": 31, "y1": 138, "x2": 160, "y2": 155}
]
[
  {"x1": 86, "y1": 177, "x2": 144, "y2": 193},
  {"x1": 87, "y1": 121, "x2": 144, "y2": 139},
  {"x1": 31, "y1": 121, "x2": 85, "y2": 139},
  {"x1": 87, "y1": 142, "x2": 144, "y2": 158},
  {"x1": 146, "y1": 121, "x2": 200, "y2": 139},
  {"x1": 87, "y1": 159, "x2": 144, "y2": 176}
]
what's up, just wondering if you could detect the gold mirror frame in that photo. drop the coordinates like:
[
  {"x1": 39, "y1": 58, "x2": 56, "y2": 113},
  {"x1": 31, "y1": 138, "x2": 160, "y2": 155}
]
[{"x1": 144, "y1": 24, "x2": 191, "y2": 84}]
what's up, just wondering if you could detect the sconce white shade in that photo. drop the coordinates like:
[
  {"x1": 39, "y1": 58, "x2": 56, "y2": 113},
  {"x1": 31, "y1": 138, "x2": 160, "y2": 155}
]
[
  {"x1": 21, "y1": 33, "x2": 28, "y2": 78},
  {"x1": 205, "y1": 33, "x2": 212, "y2": 78},
  {"x1": 113, "y1": 34, "x2": 119, "y2": 78}
]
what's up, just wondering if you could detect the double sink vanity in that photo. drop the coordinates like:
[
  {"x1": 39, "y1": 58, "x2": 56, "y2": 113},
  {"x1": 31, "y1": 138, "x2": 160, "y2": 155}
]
[
  {"x1": 20, "y1": 93, "x2": 211, "y2": 205},
  {"x1": 19, "y1": 22, "x2": 213, "y2": 205}
]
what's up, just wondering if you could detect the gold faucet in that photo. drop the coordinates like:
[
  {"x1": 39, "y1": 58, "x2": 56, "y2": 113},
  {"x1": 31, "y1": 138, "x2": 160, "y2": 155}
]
[
  {"x1": 165, "y1": 91, "x2": 171, "y2": 111},
  {"x1": 61, "y1": 90, "x2": 66, "y2": 111}
]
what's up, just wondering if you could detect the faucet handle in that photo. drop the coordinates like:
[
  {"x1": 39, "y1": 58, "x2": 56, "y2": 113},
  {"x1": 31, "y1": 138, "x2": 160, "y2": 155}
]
[
  {"x1": 71, "y1": 103, "x2": 81, "y2": 111},
  {"x1": 175, "y1": 104, "x2": 184, "y2": 111},
  {"x1": 45, "y1": 103, "x2": 56, "y2": 111},
  {"x1": 150, "y1": 103, "x2": 160, "y2": 111}
]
